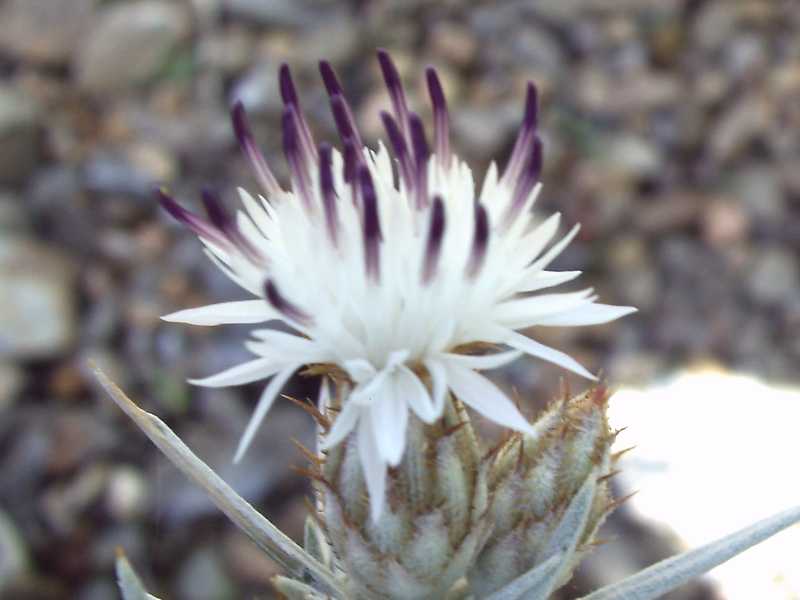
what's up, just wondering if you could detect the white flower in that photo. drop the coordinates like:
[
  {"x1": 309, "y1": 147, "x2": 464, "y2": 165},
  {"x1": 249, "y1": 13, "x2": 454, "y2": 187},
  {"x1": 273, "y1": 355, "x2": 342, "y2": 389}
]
[{"x1": 159, "y1": 50, "x2": 636, "y2": 521}]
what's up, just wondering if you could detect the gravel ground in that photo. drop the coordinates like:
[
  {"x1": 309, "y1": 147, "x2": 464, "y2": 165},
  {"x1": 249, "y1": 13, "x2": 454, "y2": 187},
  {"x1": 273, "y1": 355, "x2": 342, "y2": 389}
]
[{"x1": 0, "y1": 0, "x2": 798, "y2": 598}]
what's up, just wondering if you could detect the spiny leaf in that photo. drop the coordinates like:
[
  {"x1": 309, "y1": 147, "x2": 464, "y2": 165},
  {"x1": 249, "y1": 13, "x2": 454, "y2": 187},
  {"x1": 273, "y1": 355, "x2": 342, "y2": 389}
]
[
  {"x1": 116, "y1": 550, "x2": 160, "y2": 600},
  {"x1": 580, "y1": 504, "x2": 800, "y2": 600},
  {"x1": 92, "y1": 365, "x2": 345, "y2": 599}
]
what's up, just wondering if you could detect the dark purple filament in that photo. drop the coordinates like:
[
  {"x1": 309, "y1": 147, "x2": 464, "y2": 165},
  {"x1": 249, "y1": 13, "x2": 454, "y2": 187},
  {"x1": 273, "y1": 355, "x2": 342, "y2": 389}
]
[
  {"x1": 408, "y1": 113, "x2": 430, "y2": 209},
  {"x1": 358, "y1": 166, "x2": 382, "y2": 281},
  {"x1": 425, "y1": 67, "x2": 450, "y2": 168},
  {"x1": 318, "y1": 142, "x2": 339, "y2": 246},
  {"x1": 230, "y1": 102, "x2": 281, "y2": 197},
  {"x1": 163, "y1": 52, "x2": 545, "y2": 287},
  {"x1": 467, "y1": 202, "x2": 490, "y2": 278},
  {"x1": 264, "y1": 279, "x2": 312, "y2": 325},
  {"x1": 422, "y1": 196, "x2": 446, "y2": 284}
]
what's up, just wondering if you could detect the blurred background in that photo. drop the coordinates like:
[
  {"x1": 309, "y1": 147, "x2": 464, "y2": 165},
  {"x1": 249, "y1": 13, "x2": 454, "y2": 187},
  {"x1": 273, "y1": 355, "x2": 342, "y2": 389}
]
[{"x1": 0, "y1": 0, "x2": 798, "y2": 598}]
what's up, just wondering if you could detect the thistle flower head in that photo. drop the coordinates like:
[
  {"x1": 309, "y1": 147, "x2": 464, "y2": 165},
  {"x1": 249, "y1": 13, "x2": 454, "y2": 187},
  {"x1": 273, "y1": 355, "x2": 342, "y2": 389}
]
[{"x1": 159, "y1": 50, "x2": 635, "y2": 521}]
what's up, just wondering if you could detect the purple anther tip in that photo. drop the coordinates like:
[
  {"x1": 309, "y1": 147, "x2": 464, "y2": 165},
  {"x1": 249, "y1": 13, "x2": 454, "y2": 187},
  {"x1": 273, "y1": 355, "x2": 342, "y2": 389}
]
[
  {"x1": 523, "y1": 82, "x2": 539, "y2": 132},
  {"x1": 281, "y1": 106, "x2": 300, "y2": 156},
  {"x1": 230, "y1": 101, "x2": 251, "y2": 144},
  {"x1": 156, "y1": 187, "x2": 184, "y2": 220},
  {"x1": 377, "y1": 49, "x2": 401, "y2": 89},
  {"x1": 426, "y1": 67, "x2": 447, "y2": 113},
  {"x1": 278, "y1": 63, "x2": 299, "y2": 107},
  {"x1": 408, "y1": 113, "x2": 430, "y2": 164},
  {"x1": 319, "y1": 60, "x2": 343, "y2": 96},
  {"x1": 201, "y1": 187, "x2": 230, "y2": 230}
]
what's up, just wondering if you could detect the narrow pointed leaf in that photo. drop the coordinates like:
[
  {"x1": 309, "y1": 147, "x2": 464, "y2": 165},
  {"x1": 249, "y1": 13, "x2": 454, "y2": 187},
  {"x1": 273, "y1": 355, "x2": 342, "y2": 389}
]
[
  {"x1": 580, "y1": 504, "x2": 800, "y2": 600},
  {"x1": 271, "y1": 576, "x2": 328, "y2": 600},
  {"x1": 116, "y1": 552, "x2": 161, "y2": 600},
  {"x1": 92, "y1": 366, "x2": 344, "y2": 598},
  {"x1": 484, "y1": 552, "x2": 565, "y2": 600},
  {"x1": 530, "y1": 474, "x2": 598, "y2": 599}
]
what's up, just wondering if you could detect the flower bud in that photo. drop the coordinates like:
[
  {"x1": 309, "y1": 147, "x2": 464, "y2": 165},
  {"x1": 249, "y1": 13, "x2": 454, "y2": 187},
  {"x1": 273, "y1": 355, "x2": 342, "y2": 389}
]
[
  {"x1": 469, "y1": 386, "x2": 617, "y2": 596},
  {"x1": 318, "y1": 390, "x2": 492, "y2": 600}
]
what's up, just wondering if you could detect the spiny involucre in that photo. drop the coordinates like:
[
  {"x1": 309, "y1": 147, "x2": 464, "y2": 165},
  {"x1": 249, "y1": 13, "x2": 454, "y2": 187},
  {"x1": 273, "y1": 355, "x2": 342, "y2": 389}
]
[
  {"x1": 158, "y1": 50, "x2": 635, "y2": 521},
  {"x1": 277, "y1": 384, "x2": 617, "y2": 600},
  {"x1": 470, "y1": 386, "x2": 618, "y2": 596}
]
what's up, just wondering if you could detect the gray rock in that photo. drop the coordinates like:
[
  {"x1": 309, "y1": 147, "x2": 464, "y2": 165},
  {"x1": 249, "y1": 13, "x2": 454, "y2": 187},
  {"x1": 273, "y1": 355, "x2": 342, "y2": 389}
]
[
  {"x1": 603, "y1": 134, "x2": 662, "y2": 180},
  {"x1": 0, "y1": 0, "x2": 98, "y2": 65},
  {"x1": 105, "y1": 466, "x2": 150, "y2": 521},
  {"x1": 711, "y1": 95, "x2": 771, "y2": 163},
  {"x1": 730, "y1": 165, "x2": 784, "y2": 223},
  {"x1": 74, "y1": 1, "x2": 191, "y2": 95},
  {"x1": 0, "y1": 237, "x2": 76, "y2": 359},
  {"x1": 225, "y1": 0, "x2": 321, "y2": 27},
  {"x1": 747, "y1": 248, "x2": 799, "y2": 306},
  {"x1": 41, "y1": 465, "x2": 110, "y2": 535},
  {"x1": 0, "y1": 85, "x2": 41, "y2": 185},
  {"x1": 692, "y1": 1, "x2": 739, "y2": 52}
]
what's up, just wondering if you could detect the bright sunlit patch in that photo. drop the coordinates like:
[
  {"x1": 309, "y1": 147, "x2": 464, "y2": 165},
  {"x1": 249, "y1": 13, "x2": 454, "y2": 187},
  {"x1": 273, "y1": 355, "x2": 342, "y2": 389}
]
[{"x1": 610, "y1": 368, "x2": 800, "y2": 599}]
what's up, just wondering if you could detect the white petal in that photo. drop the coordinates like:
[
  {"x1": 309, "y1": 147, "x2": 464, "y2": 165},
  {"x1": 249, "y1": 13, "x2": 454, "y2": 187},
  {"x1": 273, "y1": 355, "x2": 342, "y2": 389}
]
[
  {"x1": 519, "y1": 270, "x2": 582, "y2": 293},
  {"x1": 162, "y1": 300, "x2": 276, "y2": 326},
  {"x1": 397, "y1": 366, "x2": 437, "y2": 424},
  {"x1": 517, "y1": 213, "x2": 561, "y2": 265},
  {"x1": 528, "y1": 223, "x2": 581, "y2": 272},
  {"x1": 440, "y1": 349, "x2": 522, "y2": 371},
  {"x1": 371, "y1": 379, "x2": 408, "y2": 466},
  {"x1": 358, "y1": 417, "x2": 387, "y2": 523},
  {"x1": 348, "y1": 350, "x2": 411, "y2": 405},
  {"x1": 424, "y1": 358, "x2": 448, "y2": 419},
  {"x1": 535, "y1": 303, "x2": 638, "y2": 327},
  {"x1": 443, "y1": 361, "x2": 534, "y2": 435},
  {"x1": 505, "y1": 331, "x2": 597, "y2": 380},
  {"x1": 189, "y1": 357, "x2": 284, "y2": 388},
  {"x1": 343, "y1": 359, "x2": 376, "y2": 383},
  {"x1": 320, "y1": 399, "x2": 362, "y2": 450},
  {"x1": 249, "y1": 330, "x2": 331, "y2": 362},
  {"x1": 233, "y1": 365, "x2": 299, "y2": 462},
  {"x1": 493, "y1": 288, "x2": 595, "y2": 329}
]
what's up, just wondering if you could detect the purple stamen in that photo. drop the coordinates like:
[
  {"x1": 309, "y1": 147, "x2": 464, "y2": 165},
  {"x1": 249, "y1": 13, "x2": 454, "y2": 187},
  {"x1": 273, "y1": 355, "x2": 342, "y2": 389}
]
[
  {"x1": 279, "y1": 64, "x2": 317, "y2": 163},
  {"x1": 425, "y1": 67, "x2": 450, "y2": 168},
  {"x1": 318, "y1": 143, "x2": 339, "y2": 246},
  {"x1": 377, "y1": 49, "x2": 410, "y2": 140},
  {"x1": 282, "y1": 106, "x2": 313, "y2": 210},
  {"x1": 230, "y1": 101, "x2": 281, "y2": 198},
  {"x1": 466, "y1": 202, "x2": 489, "y2": 278},
  {"x1": 408, "y1": 113, "x2": 430, "y2": 209},
  {"x1": 157, "y1": 188, "x2": 226, "y2": 247},
  {"x1": 319, "y1": 60, "x2": 344, "y2": 96},
  {"x1": 358, "y1": 166, "x2": 382, "y2": 281},
  {"x1": 422, "y1": 196, "x2": 446, "y2": 284},
  {"x1": 319, "y1": 61, "x2": 364, "y2": 150},
  {"x1": 503, "y1": 82, "x2": 539, "y2": 184},
  {"x1": 503, "y1": 135, "x2": 543, "y2": 229},
  {"x1": 329, "y1": 95, "x2": 355, "y2": 143},
  {"x1": 342, "y1": 136, "x2": 358, "y2": 186},
  {"x1": 264, "y1": 279, "x2": 312, "y2": 325},
  {"x1": 201, "y1": 187, "x2": 263, "y2": 263},
  {"x1": 380, "y1": 111, "x2": 414, "y2": 192}
]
